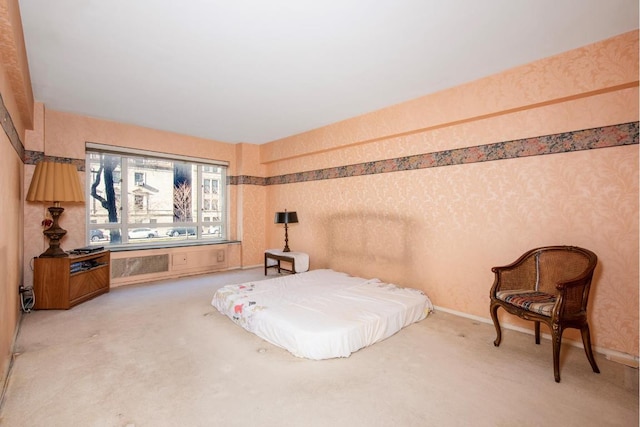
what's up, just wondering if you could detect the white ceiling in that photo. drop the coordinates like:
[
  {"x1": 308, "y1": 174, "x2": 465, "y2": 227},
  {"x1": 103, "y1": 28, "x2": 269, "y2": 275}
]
[{"x1": 18, "y1": 0, "x2": 639, "y2": 144}]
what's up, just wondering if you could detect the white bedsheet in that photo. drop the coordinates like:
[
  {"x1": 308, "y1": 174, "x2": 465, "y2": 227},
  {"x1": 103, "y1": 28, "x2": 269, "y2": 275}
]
[{"x1": 211, "y1": 269, "x2": 433, "y2": 359}]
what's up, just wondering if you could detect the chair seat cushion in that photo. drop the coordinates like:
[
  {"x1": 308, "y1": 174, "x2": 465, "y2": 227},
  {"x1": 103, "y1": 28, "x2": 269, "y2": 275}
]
[{"x1": 496, "y1": 290, "x2": 556, "y2": 317}]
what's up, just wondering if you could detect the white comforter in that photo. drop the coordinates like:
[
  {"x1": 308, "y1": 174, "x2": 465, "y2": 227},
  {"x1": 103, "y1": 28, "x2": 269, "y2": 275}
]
[{"x1": 211, "y1": 269, "x2": 433, "y2": 359}]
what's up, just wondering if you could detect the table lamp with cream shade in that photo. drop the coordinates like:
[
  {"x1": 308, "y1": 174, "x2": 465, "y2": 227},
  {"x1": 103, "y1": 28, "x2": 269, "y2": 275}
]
[{"x1": 26, "y1": 161, "x2": 85, "y2": 257}]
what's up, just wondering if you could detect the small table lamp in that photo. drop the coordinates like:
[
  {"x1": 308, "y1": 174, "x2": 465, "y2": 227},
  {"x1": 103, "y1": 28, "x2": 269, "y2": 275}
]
[
  {"x1": 26, "y1": 161, "x2": 85, "y2": 257},
  {"x1": 274, "y1": 209, "x2": 298, "y2": 252}
]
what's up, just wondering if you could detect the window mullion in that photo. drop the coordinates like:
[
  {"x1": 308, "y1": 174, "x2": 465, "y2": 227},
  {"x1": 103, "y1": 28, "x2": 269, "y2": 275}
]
[{"x1": 121, "y1": 157, "x2": 130, "y2": 243}]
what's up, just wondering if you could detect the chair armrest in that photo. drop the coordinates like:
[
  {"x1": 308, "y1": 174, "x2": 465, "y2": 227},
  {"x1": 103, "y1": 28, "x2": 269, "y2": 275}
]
[
  {"x1": 490, "y1": 256, "x2": 538, "y2": 295},
  {"x1": 555, "y1": 267, "x2": 594, "y2": 291},
  {"x1": 555, "y1": 273, "x2": 594, "y2": 316}
]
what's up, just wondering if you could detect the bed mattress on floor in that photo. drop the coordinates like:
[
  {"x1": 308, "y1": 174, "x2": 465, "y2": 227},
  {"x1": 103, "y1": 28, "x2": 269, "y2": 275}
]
[{"x1": 211, "y1": 269, "x2": 433, "y2": 359}]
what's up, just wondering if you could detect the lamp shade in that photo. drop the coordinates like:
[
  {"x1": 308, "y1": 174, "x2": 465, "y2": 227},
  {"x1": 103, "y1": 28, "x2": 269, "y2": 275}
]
[
  {"x1": 26, "y1": 161, "x2": 85, "y2": 203},
  {"x1": 275, "y1": 211, "x2": 298, "y2": 224}
]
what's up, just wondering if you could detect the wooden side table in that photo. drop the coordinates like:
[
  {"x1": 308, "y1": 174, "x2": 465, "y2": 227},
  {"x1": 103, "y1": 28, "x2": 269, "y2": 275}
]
[
  {"x1": 264, "y1": 249, "x2": 309, "y2": 275},
  {"x1": 33, "y1": 250, "x2": 110, "y2": 309}
]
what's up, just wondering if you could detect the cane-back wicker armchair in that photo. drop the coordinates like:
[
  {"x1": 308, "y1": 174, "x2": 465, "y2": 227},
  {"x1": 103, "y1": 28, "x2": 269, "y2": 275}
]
[{"x1": 489, "y1": 246, "x2": 600, "y2": 382}]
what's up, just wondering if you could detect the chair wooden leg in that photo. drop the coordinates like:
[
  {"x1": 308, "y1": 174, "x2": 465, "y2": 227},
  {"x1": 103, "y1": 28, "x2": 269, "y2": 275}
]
[
  {"x1": 490, "y1": 302, "x2": 502, "y2": 346},
  {"x1": 581, "y1": 323, "x2": 600, "y2": 374},
  {"x1": 535, "y1": 321, "x2": 540, "y2": 344},
  {"x1": 552, "y1": 324, "x2": 563, "y2": 383}
]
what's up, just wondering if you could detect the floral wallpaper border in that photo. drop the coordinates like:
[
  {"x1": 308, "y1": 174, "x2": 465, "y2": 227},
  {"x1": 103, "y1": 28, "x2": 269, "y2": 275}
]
[
  {"x1": 23, "y1": 150, "x2": 85, "y2": 171},
  {"x1": 229, "y1": 122, "x2": 638, "y2": 186},
  {"x1": 0, "y1": 91, "x2": 24, "y2": 160},
  {"x1": 15, "y1": 120, "x2": 640, "y2": 179}
]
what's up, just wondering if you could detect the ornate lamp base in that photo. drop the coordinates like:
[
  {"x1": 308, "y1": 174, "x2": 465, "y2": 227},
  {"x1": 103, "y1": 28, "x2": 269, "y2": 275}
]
[
  {"x1": 282, "y1": 223, "x2": 291, "y2": 252},
  {"x1": 40, "y1": 206, "x2": 69, "y2": 258}
]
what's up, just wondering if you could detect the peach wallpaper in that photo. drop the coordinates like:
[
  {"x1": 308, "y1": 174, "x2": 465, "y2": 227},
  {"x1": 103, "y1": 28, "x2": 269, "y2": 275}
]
[
  {"x1": 265, "y1": 88, "x2": 638, "y2": 177},
  {"x1": 0, "y1": 48, "x2": 25, "y2": 387},
  {"x1": 10, "y1": 23, "x2": 639, "y2": 373},
  {"x1": 264, "y1": 144, "x2": 637, "y2": 353},
  {"x1": 41, "y1": 110, "x2": 238, "y2": 170},
  {"x1": 257, "y1": 31, "x2": 639, "y2": 358},
  {"x1": 0, "y1": 122, "x2": 22, "y2": 390},
  {"x1": 233, "y1": 143, "x2": 268, "y2": 265},
  {"x1": 0, "y1": 126, "x2": 22, "y2": 391}
]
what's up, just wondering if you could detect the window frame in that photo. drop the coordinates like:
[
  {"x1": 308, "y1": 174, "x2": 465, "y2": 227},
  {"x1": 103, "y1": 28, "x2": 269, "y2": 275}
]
[{"x1": 85, "y1": 143, "x2": 228, "y2": 249}]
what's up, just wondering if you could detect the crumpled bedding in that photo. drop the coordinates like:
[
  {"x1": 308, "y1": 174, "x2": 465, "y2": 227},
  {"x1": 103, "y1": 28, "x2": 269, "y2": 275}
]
[{"x1": 211, "y1": 269, "x2": 433, "y2": 359}]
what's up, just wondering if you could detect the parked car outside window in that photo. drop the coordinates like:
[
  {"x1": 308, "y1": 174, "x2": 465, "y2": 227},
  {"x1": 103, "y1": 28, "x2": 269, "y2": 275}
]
[
  {"x1": 204, "y1": 225, "x2": 221, "y2": 237},
  {"x1": 90, "y1": 229, "x2": 105, "y2": 242},
  {"x1": 128, "y1": 228, "x2": 159, "y2": 239},
  {"x1": 166, "y1": 227, "x2": 197, "y2": 237}
]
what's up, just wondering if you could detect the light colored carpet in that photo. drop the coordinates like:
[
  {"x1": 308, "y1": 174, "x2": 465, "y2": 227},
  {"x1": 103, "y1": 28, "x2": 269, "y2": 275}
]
[{"x1": 0, "y1": 267, "x2": 637, "y2": 427}]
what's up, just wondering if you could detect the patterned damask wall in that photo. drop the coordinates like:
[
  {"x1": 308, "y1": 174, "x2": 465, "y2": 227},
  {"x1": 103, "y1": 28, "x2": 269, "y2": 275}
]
[{"x1": 250, "y1": 121, "x2": 639, "y2": 358}]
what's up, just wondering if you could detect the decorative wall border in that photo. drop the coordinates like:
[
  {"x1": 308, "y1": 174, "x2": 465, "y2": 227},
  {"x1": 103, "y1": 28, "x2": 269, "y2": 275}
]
[
  {"x1": 230, "y1": 175, "x2": 268, "y2": 186},
  {"x1": 23, "y1": 151, "x2": 85, "y2": 171},
  {"x1": 15, "y1": 120, "x2": 639, "y2": 182},
  {"x1": 228, "y1": 122, "x2": 638, "y2": 186},
  {"x1": 0, "y1": 92, "x2": 24, "y2": 161}
]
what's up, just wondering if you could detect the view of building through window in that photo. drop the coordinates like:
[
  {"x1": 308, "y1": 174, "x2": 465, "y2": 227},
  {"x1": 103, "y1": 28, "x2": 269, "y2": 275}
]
[{"x1": 86, "y1": 148, "x2": 226, "y2": 246}]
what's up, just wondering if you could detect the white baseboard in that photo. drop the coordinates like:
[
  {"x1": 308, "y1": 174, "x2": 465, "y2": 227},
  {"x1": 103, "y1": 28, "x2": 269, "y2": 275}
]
[{"x1": 433, "y1": 305, "x2": 639, "y2": 368}]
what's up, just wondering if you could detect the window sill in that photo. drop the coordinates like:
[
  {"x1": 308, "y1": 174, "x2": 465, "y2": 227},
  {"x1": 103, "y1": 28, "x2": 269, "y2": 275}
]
[{"x1": 99, "y1": 239, "x2": 241, "y2": 253}]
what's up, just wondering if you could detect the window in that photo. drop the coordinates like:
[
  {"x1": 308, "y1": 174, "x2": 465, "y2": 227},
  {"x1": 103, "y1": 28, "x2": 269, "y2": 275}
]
[
  {"x1": 134, "y1": 194, "x2": 144, "y2": 210},
  {"x1": 134, "y1": 172, "x2": 145, "y2": 186},
  {"x1": 203, "y1": 178, "x2": 219, "y2": 195},
  {"x1": 86, "y1": 144, "x2": 227, "y2": 247}
]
